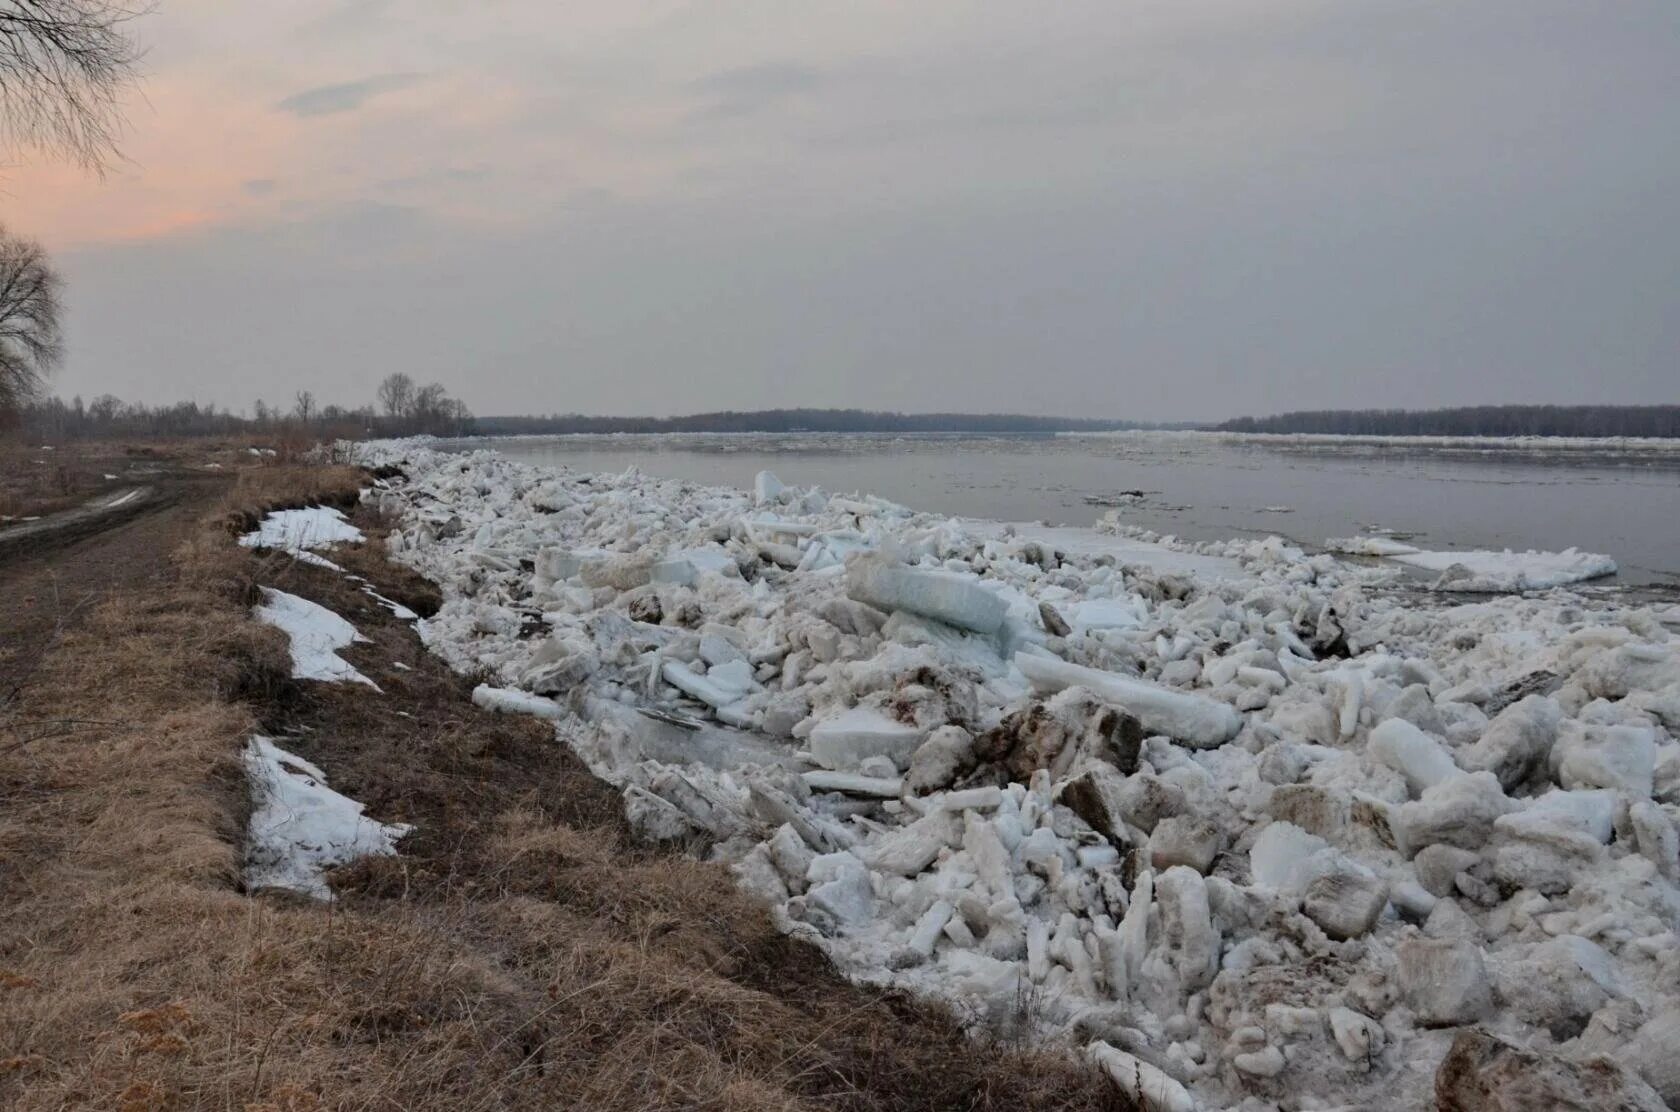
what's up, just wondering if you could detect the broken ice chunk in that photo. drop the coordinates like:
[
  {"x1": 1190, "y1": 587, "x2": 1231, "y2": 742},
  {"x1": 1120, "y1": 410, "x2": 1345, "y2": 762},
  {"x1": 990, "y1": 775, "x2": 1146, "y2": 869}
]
[
  {"x1": 662, "y1": 659, "x2": 756, "y2": 710},
  {"x1": 808, "y1": 705, "x2": 927, "y2": 771},
  {"x1": 845, "y1": 552, "x2": 1008, "y2": 635},
  {"x1": 472, "y1": 684, "x2": 565, "y2": 720},
  {"x1": 1395, "y1": 772, "x2": 1512, "y2": 855},
  {"x1": 1015, "y1": 652, "x2": 1241, "y2": 748},
  {"x1": 801, "y1": 770, "x2": 904, "y2": 797},
  {"x1": 1397, "y1": 937, "x2": 1492, "y2": 1026},
  {"x1": 1369, "y1": 718, "x2": 1459, "y2": 797}
]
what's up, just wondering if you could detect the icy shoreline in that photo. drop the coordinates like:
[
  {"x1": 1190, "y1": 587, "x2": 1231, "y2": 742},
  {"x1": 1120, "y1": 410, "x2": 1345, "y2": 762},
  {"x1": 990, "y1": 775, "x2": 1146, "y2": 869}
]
[{"x1": 356, "y1": 440, "x2": 1680, "y2": 1110}]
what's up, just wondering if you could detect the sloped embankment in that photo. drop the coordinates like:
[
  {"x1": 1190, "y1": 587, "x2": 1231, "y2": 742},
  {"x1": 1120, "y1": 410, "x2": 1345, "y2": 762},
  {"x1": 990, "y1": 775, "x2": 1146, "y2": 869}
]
[{"x1": 0, "y1": 461, "x2": 1117, "y2": 1111}]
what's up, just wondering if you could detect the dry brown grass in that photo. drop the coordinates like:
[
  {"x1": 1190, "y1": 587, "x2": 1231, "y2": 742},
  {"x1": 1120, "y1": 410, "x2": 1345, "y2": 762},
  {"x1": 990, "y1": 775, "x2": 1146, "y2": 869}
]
[{"x1": 0, "y1": 466, "x2": 1124, "y2": 1111}]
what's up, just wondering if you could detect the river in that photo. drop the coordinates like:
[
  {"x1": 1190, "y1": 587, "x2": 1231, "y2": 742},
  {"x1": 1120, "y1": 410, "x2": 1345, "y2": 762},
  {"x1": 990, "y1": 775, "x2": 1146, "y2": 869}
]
[{"x1": 438, "y1": 431, "x2": 1680, "y2": 587}]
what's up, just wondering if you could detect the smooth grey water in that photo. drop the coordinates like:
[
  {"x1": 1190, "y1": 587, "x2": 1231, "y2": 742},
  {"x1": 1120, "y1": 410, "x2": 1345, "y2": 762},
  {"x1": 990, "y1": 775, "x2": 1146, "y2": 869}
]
[{"x1": 440, "y1": 432, "x2": 1680, "y2": 587}]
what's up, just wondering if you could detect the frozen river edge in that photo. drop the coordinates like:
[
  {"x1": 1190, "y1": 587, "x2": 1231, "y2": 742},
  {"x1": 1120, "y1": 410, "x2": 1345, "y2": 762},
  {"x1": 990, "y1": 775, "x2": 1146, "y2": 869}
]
[{"x1": 356, "y1": 440, "x2": 1680, "y2": 1111}]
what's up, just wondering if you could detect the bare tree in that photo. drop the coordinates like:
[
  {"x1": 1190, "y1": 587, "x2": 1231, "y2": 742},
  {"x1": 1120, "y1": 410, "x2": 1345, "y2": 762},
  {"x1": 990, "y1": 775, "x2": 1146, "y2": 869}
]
[
  {"x1": 376, "y1": 372, "x2": 415, "y2": 423},
  {"x1": 0, "y1": 1, "x2": 143, "y2": 169},
  {"x1": 0, "y1": 223, "x2": 63, "y2": 420},
  {"x1": 293, "y1": 389, "x2": 315, "y2": 424}
]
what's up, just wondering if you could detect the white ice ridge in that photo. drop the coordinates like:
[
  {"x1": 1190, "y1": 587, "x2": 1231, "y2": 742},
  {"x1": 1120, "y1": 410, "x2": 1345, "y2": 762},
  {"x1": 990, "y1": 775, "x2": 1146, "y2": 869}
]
[
  {"x1": 243, "y1": 735, "x2": 411, "y2": 899},
  {"x1": 1326, "y1": 538, "x2": 1617, "y2": 592},
  {"x1": 352, "y1": 439, "x2": 1680, "y2": 1111},
  {"x1": 240, "y1": 505, "x2": 365, "y2": 569},
  {"x1": 252, "y1": 587, "x2": 379, "y2": 688}
]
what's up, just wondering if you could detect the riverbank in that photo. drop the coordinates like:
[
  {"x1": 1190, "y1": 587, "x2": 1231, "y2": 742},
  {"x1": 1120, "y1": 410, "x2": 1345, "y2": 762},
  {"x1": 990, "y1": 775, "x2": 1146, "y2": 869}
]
[{"x1": 0, "y1": 451, "x2": 1110, "y2": 1110}]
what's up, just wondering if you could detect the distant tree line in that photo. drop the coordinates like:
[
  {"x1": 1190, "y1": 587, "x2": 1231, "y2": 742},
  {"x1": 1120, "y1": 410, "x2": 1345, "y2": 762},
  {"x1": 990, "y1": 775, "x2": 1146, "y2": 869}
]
[
  {"x1": 1216, "y1": 405, "x2": 1680, "y2": 439},
  {"x1": 475, "y1": 408, "x2": 1163, "y2": 436},
  {"x1": 16, "y1": 374, "x2": 475, "y2": 441}
]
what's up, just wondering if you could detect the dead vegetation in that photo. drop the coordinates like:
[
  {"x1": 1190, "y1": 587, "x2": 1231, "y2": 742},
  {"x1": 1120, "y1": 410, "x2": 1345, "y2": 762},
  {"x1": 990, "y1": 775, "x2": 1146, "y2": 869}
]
[{"x1": 0, "y1": 460, "x2": 1122, "y2": 1110}]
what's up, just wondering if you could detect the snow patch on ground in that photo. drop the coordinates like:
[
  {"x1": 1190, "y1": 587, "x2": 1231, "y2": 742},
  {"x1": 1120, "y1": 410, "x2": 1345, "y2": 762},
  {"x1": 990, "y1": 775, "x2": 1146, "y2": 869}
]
[
  {"x1": 252, "y1": 587, "x2": 379, "y2": 687},
  {"x1": 243, "y1": 735, "x2": 411, "y2": 899},
  {"x1": 240, "y1": 506, "x2": 364, "y2": 568}
]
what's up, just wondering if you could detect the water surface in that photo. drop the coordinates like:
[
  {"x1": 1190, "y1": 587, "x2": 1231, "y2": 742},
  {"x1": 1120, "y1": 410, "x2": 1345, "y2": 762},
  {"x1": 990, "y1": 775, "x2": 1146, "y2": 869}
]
[{"x1": 440, "y1": 432, "x2": 1680, "y2": 586}]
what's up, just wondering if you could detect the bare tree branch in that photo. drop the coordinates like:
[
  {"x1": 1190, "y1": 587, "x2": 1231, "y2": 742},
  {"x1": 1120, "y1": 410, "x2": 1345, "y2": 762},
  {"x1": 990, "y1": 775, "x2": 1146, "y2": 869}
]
[{"x1": 0, "y1": 1, "x2": 143, "y2": 170}]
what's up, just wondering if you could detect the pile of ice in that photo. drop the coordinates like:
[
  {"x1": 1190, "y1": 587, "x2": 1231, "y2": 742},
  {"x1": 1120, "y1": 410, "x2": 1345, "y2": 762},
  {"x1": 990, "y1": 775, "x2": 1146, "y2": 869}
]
[
  {"x1": 1327, "y1": 538, "x2": 1618, "y2": 593},
  {"x1": 356, "y1": 441, "x2": 1680, "y2": 1110}
]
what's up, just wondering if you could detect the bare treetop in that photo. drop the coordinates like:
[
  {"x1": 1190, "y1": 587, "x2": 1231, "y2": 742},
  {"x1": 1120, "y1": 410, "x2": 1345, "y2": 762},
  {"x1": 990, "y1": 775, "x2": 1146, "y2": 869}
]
[
  {"x1": 0, "y1": 1, "x2": 142, "y2": 169},
  {"x1": 0, "y1": 223, "x2": 63, "y2": 417}
]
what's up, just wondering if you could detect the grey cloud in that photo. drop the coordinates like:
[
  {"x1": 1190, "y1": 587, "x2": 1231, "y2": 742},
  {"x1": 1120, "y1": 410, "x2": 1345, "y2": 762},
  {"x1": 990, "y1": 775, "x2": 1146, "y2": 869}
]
[
  {"x1": 275, "y1": 72, "x2": 422, "y2": 118},
  {"x1": 241, "y1": 178, "x2": 277, "y2": 196},
  {"x1": 688, "y1": 63, "x2": 822, "y2": 119}
]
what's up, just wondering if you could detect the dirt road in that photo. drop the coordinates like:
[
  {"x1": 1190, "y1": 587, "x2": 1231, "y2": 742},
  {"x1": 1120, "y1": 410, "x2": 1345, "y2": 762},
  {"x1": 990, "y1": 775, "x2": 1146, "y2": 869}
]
[{"x1": 0, "y1": 473, "x2": 229, "y2": 690}]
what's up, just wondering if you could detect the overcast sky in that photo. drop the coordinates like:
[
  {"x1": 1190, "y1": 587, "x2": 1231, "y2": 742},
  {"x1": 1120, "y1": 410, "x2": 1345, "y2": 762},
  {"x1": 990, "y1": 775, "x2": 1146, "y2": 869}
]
[{"x1": 5, "y1": 1, "x2": 1676, "y2": 420}]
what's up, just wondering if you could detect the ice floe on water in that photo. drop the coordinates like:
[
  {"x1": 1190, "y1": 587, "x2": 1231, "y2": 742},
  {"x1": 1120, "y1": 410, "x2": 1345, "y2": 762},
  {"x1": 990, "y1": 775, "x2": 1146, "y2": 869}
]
[
  {"x1": 1326, "y1": 539, "x2": 1619, "y2": 593},
  {"x1": 252, "y1": 587, "x2": 379, "y2": 688},
  {"x1": 243, "y1": 735, "x2": 411, "y2": 899},
  {"x1": 354, "y1": 441, "x2": 1680, "y2": 1110}
]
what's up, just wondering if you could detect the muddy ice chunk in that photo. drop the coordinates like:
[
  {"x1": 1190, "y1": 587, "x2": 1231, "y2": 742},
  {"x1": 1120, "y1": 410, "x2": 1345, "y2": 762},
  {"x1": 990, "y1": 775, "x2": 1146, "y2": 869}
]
[
  {"x1": 1413, "y1": 845, "x2": 1482, "y2": 897},
  {"x1": 580, "y1": 552, "x2": 655, "y2": 591},
  {"x1": 977, "y1": 689, "x2": 1144, "y2": 783},
  {"x1": 624, "y1": 786, "x2": 702, "y2": 843},
  {"x1": 1149, "y1": 815, "x2": 1223, "y2": 874},
  {"x1": 1489, "y1": 935, "x2": 1624, "y2": 1037},
  {"x1": 1266, "y1": 783, "x2": 1347, "y2": 839},
  {"x1": 1397, "y1": 937, "x2": 1492, "y2": 1026},
  {"x1": 1620, "y1": 1010, "x2": 1680, "y2": 1108},
  {"x1": 1552, "y1": 721, "x2": 1657, "y2": 798},
  {"x1": 1369, "y1": 718, "x2": 1459, "y2": 797},
  {"x1": 761, "y1": 690, "x2": 810, "y2": 737},
  {"x1": 905, "y1": 725, "x2": 976, "y2": 794},
  {"x1": 1301, "y1": 868, "x2": 1389, "y2": 940},
  {"x1": 1396, "y1": 772, "x2": 1512, "y2": 854},
  {"x1": 1015, "y1": 652, "x2": 1242, "y2": 749},
  {"x1": 1424, "y1": 897, "x2": 1483, "y2": 942},
  {"x1": 1058, "y1": 764, "x2": 1131, "y2": 844},
  {"x1": 1233, "y1": 1045, "x2": 1285, "y2": 1078},
  {"x1": 1434, "y1": 1029, "x2": 1667, "y2": 1112},
  {"x1": 1456, "y1": 694, "x2": 1561, "y2": 790},
  {"x1": 1489, "y1": 790, "x2": 1612, "y2": 893},
  {"x1": 732, "y1": 844, "x2": 790, "y2": 903},
  {"x1": 845, "y1": 552, "x2": 1007, "y2": 634},
  {"x1": 1323, "y1": 1007, "x2": 1385, "y2": 1064},
  {"x1": 520, "y1": 633, "x2": 600, "y2": 694},
  {"x1": 1628, "y1": 801, "x2": 1679, "y2": 880},
  {"x1": 1038, "y1": 600, "x2": 1072, "y2": 637},
  {"x1": 808, "y1": 705, "x2": 927, "y2": 770},
  {"x1": 767, "y1": 823, "x2": 815, "y2": 889},
  {"x1": 1142, "y1": 866, "x2": 1220, "y2": 1002}
]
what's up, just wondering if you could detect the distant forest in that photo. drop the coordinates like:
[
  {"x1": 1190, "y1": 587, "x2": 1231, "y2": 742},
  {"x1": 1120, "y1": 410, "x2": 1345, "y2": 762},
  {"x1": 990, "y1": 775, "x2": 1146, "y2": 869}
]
[
  {"x1": 1217, "y1": 405, "x2": 1680, "y2": 439},
  {"x1": 475, "y1": 409, "x2": 1161, "y2": 435}
]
